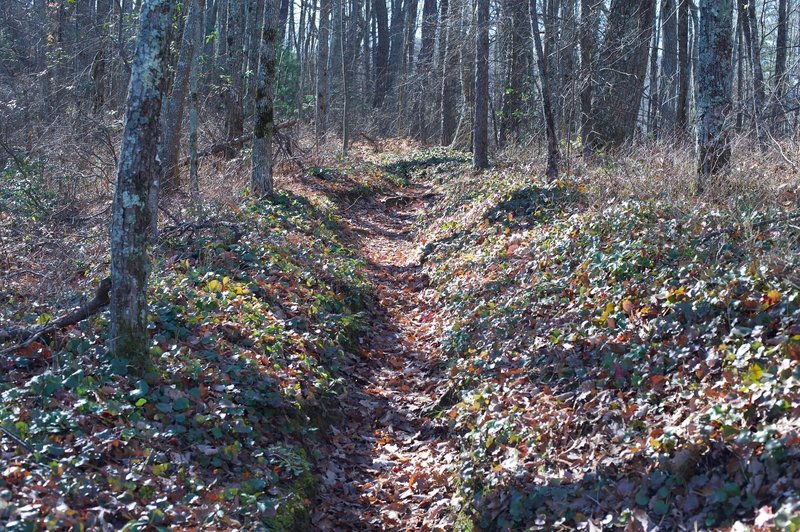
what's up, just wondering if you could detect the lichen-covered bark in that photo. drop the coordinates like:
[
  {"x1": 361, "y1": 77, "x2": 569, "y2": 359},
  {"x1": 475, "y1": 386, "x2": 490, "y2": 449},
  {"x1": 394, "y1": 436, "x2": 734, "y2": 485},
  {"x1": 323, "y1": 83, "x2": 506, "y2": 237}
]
[
  {"x1": 110, "y1": 0, "x2": 173, "y2": 369},
  {"x1": 252, "y1": 0, "x2": 278, "y2": 196},
  {"x1": 696, "y1": 0, "x2": 733, "y2": 186}
]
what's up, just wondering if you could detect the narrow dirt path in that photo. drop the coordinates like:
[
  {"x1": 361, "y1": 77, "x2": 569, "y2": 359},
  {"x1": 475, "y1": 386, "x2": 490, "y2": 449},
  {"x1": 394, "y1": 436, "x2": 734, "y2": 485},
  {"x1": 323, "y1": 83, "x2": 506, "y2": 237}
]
[{"x1": 312, "y1": 179, "x2": 459, "y2": 530}]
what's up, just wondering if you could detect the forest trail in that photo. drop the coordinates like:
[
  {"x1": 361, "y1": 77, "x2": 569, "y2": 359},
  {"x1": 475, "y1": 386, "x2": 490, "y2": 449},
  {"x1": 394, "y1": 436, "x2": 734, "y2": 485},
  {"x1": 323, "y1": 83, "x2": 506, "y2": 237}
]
[{"x1": 311, "y1": 175, "x2": 459, "y2": 530}]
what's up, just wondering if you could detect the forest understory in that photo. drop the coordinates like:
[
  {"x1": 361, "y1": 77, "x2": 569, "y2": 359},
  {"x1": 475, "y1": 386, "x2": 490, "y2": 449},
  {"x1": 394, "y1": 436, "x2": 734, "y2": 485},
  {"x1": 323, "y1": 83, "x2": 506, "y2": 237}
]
[{"x1": 1, "y1": 139, "x2": 799, "y2": 530}]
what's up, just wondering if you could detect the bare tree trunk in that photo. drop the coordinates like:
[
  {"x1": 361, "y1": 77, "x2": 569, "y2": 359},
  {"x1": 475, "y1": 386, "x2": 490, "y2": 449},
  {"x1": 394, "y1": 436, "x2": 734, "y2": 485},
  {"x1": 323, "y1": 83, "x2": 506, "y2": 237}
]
[
  {"x1": 530, "y1": 0, "x2": 559, "y2": 179},
  {"x1": 451, "y1": 0, "x2": 475, "y2": 150},
  {"x1": 159, "y1": 0, "x2": 202, "y2": 193},
  {"x1": 34, "y1": 0, "x2": 51, "y2": 121},
  {"x1": 372, "y1": 0, "x2": 390, "y2": 108},
  {"x1": 225, "y1": 0, "x2": 245, "y2": 153},
  {"x1": 473, "y1": 0, "x2": 489, "y2": 169},
  {"x1": 387, "y1": 0, "x2": 406, "y2": 105},
  {"x1": 648, "y1": 9, "x2": 660, "y2": 137},
  {"x1": 340, "y1": 0, "x2": 350, "y2": 155},
  {"x1": 773, "y1": 0, "x2": 788, "y2": 131},
  {"x1": 499, "y1": 0, "x2": 530, "y2": 146},
  {"x1": 245, "y1": 0, "x2": 266, "y2": 115},
  {"x1": 660, "y1": 0, "x2": 678, "y2": 129},
  {"x1": 439, "y1": 0, "x2": 458, "y2": 144},
  {"x1": 189, "y1": 0, "x2": 206, "y2": 215},
  {"x1": 593, "y1": 0, "x2": 655, "y2": 146},
  {"x1": 696, "y1": 0, "x2": 733, "y2": 187},
  {"x1": 110, "y1": 0, "x2": 174, "y2": 369},
  {"x1": 676, "y1": 0, "x2": 690, "y2": 132},
  {"x1": 737, "y1": 0, "x2": 765, "y2": 137},
  {"x1": 580, "y1": 0, "x2": 599, "y2": 156},
  {"x1": 735, "y1": 16, "x2": 744, "y2": 131},
  {"x1": 412, "y1": 0, "x2": 437, "y2": 139},
  {"x1": 316, "y1": 0, "x2": 331, "y2": 144},
  {"x1": 253, "y1": 0, "x2": 279, "y2": 196}
]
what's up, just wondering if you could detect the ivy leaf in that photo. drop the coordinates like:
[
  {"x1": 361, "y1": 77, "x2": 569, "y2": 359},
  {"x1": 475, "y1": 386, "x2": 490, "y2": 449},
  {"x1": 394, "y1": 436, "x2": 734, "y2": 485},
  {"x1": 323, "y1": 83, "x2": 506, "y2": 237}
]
[{"x1": 173, "y1": 397, "x2": 191, "y2": 411}]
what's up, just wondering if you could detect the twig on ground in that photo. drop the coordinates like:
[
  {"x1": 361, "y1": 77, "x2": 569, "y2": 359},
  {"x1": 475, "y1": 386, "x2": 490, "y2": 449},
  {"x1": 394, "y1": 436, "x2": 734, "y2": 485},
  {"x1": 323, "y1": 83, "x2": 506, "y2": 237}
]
[
  {"x1": 0, "y1": 426, "x2": 32, "y2": 452},
  {"x1": 0, "y1": 277, "x2": 112, "y2": 352}
]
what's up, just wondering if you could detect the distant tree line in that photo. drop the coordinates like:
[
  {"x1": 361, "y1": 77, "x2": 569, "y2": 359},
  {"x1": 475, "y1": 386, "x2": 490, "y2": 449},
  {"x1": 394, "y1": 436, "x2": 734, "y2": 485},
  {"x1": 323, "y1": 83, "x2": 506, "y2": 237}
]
[{"x1": 2, "y1": 0, "x2": 796, "y2": 173}]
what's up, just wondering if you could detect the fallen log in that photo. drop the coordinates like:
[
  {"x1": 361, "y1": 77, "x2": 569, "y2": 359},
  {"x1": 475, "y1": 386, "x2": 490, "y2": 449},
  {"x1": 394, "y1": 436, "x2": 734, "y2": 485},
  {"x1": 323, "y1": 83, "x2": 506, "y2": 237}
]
[{"x1": 0, "y1": 277, "x2": 112, "y2": 350}]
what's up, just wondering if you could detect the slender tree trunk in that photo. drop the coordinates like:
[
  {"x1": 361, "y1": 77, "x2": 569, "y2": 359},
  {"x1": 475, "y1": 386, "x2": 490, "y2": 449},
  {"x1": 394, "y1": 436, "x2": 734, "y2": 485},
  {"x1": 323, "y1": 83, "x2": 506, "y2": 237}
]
[
  {"x1": 245, "y1": 0, "x2": 266, "y2": 114},
  {"x1": 773, "y1": 0, "x2": 788, "y2": 131},
  {"x1": 372, "y1": 0, "x2": 390, "y2": 108},
  {"x1": 648, "y1": 9, "x2": 660, "y2": 137},
  {"x1": 225, "y1": 0, "x2": 245, "y2": 152},
  {"x1": 160, "y1": 1, "x2": 202, "y2": 193},
  {"x1": 316, "y1": 0, "x2": 331, "y2": 144},
  {"x1": 253, "y1": 0, "x2": 279, "y2": 196},
  {"x1": 189, "y1": 0, "x2": 205, "y2": 215},
  {"x1": 340, "y1": 0, "x2": 349, "y2": 155},
  {"x1": 499, "y1": 0, "x2": 530, "y2": 146},
  {"x1": 451, "y1": 0, "x2": 475, "y2": 150},
  {"x1": 737, "y1": 0, "x2": 764, "y2": 137},
  {"x1": 676, "y1": 0, "x2": 690, "y2": 132},
  {"x1": 34, "y1": 0, "x2": 51, "y2": 121},
  {"x1": 696, "y1": 0, "x2": 733, "y2": 187},
  {"x1": 735, "y1": 16, "x2": 744, "y2": 130},
  {"x1": 580, "y1": 0, "x2": 598, "y2": 156},
  {"x1": 412, "y1": 0, "x2": 437, "y2": 139},
  {"x1": 387, "y1": 0, "x2": 406, "y2": 103},
  {"x1": 660, "y1": 0, "x2": 678, "y2": 129},
  {"x1": 439, "y1": 0, "x2": 458, "y2": 144},
  {"x1": 110, "y1": 0, "x2": 174, "y2": 369},
  {"x1": 531, "y1": 0, "x2": 559, "y2": 179},
  {"x1": 473, "y1": 0, "x2": 490, "y2": 169}
]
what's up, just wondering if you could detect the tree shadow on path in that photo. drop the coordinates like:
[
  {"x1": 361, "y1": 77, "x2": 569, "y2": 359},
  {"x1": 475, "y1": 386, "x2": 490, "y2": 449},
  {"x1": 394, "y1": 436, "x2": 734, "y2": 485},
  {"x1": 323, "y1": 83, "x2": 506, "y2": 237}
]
[{"x1": 311, "y1": 168, "x2": 458, "y2": 530}]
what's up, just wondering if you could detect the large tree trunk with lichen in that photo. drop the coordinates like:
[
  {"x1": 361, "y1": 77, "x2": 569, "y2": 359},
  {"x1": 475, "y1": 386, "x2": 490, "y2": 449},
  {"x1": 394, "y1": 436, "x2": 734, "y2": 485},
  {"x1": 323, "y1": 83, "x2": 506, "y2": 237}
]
[
  {"x1": 252, "y1": 0, "x2": 278, "y2": 196},
  {"x1": 110, "y1": 0, "x2": 174, "y2": 369},
  {"x1": 696, "y1": 0, "x2": 733, "y2": 187},
  {"x1": 593, "y1": 0, "x2": 655, "y2": 147}
]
